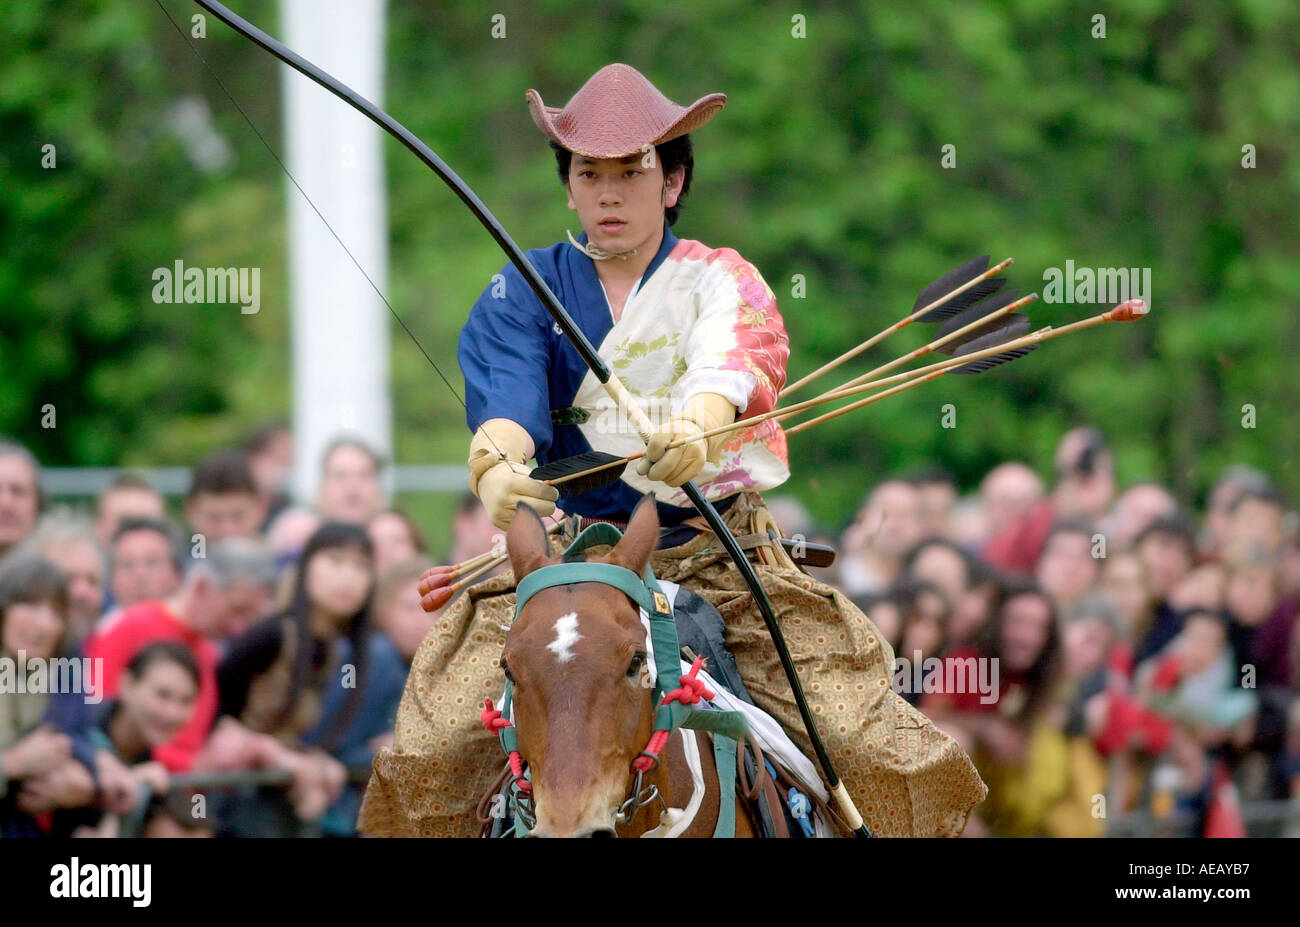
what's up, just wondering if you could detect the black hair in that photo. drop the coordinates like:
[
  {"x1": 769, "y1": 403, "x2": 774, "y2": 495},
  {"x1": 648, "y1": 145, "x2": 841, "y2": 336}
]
[
  {"x1": 901, "y1": 538, "x2": 973, "y2": 585},
  {"x1": 1061, "y1": 427, "x2": 1108, "y2": 478},
  {"x1": 0, "y1": 438, "x2": 45, "y2": 517},
  {"x1": 1135, "y1": 514, "x2": 1198, "y2": 556},
  {"x1": 971, "y1": 577, "x2": 1061, "y2": 721},
  {"x1": 244, "y1": 422, "x2": 290, "y2": 456},
  {"x1": 1180, "y1": 606, "x2": 1231, "y2": 634},
  {"x1": 104, "y1": 471, "x2": 159, "y2": 495},
  {"x1": 125, "y1": 640, "x2": 201, "y2": 690},
  {"x1": 112, "y1": 516, "x2": 185, "y2": 575},
  {"x1": 275, "y1": 522, "x2": 375, "y2": 751},
  {"x1": 549, "y1": 134, "x2": 695, "y2": 226},
  {"x1": 907, "y1": 465, "x2": 959, "y2": 490},
  {"x1": 320, "y1": 437, "x2": 386, "y2": 476},
  {"x1": 188, "y1": 449, "x2": 258, "y2": 500},
  {"x1": 1227, "y1": 484, "x2": 1287, "y2": 516},
  {"x1": 1043, "y1": 516, "x2": 1098, "y2": 548},
  {"x1": 371, "y1": 508, "x2": 428, "y2": 556},
  {"x1": 0, "y1": 554, "x2": 68, "y2": 653}
]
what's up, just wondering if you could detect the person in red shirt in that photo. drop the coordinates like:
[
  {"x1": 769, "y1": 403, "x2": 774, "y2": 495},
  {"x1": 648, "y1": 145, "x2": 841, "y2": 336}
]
[
  {"x1": 983, "y1": 427, "x2": 1115, "y2": 575},
  {"x1": 84, "y1": 538, "x2": 272, "y2": 772}
]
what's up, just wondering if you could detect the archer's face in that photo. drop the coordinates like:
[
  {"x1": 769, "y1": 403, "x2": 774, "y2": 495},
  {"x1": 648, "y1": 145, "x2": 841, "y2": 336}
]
[{"x1": 565, "y1": 153, "x2": 683, "y2": 254}]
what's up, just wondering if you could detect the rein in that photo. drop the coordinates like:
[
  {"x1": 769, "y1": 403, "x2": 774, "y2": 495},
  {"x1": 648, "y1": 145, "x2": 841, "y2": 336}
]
[{"x1": 482, "y1": 522, "x2": 749, "y2": 836}]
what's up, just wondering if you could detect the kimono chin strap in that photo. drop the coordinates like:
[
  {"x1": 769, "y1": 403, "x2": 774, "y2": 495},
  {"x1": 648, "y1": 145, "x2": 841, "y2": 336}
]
[{"x1": 567, "y1": 228, "x2": 638, "y2": 261}]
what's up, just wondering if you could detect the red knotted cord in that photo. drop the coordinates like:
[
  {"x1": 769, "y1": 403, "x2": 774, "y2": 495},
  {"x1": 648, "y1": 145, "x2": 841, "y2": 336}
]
[
  {"x1": 631, "y1": 657, "x2": 714, "y2": 773},
  {"x1": 482, "y1": 697, "x2": 531, "y2": 793}
]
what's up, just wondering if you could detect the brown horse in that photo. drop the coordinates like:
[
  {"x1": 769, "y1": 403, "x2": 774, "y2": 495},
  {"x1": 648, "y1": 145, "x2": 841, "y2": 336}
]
[{"x1": 501, "y1": 497, "x2": 755, "y2": 837}]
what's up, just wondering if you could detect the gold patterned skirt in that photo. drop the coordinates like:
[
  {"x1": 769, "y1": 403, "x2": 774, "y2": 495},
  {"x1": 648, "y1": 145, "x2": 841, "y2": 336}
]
[{"x1": 359, "y1": 492, "x2": 987, "y2": 837}]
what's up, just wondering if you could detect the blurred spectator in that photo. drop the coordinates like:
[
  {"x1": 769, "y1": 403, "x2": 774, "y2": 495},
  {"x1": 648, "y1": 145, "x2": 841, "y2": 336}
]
[
  {"x1": 948, "y1": 556, "x2": 1002, "y2": 647},
  {"x1": 0, "y1": 555, "x2": 97, "y2": 836},
  {"x1": 909, "y1": 466, "x2": 959, "y2": 540},
  {"x1": 185, "y1": 450, "x2": 266, "y2": 544},
  {"x1": 0, "y1": 439, "x2": 43, "y2": 561},
  {"x1": 924, "y1": 583, "x2": 1101, "y2": 836},
  {"x1": 1169, "y1": 562, "x2": 1226, "y2": 615},
  {"x1": 110, "y1": 518, "x2": 184, "y2": 612},
  {"x1": 20, "y1": 510, "x2": 106, "y2": 645},
  {"x1": 367, "y1": 508, "x2": 429, "y2": 575},
  {"x1": 244, "y1": 423, "x2": 294, "y2": 529},
  {"x1": 84, "y1": 539, "x2": 264, "y2": 772},
  {"x1": 893, "y1": 577, "x2": 951, "y2": 706},
  {"x1": 984, "y1": 428, "x2": 1114, "y2": 575},
  {"x1": 979, "y1": 462, "x2": 1044, "y2": 544},
  {"x1": 1202, "y1": 465, "x2": 1272, "y2": 560},
  {"x1": 211, "y1": 538, "x2": 275, "y2": 643},
  {"x1": 211, "y1": 523, "x2": 404, "y2": 836},
  {"x1": 839, "y1": 480, "x2": 925, "y2": 597},
  {"x1": 901, "y1": 539, "x2": 971, "y2": 615},
  {"x1": 448, "y1": 491, "x2": 501, "y2": 567},
  {"x1": 316, "y1": 438, "x2": 386, "y2": 526},
  {"x1": 1104, "y1": 482, "x2": 1178, "y2": 552},
  {"x1": 1035, "y1": 518, "x2": 1102, "y2": 611},
  {"x1": 67, "y1": 642, "x2": 201, "y2": 838},
  {"x1": 1223, "y1": 485, "x2": 1288, "y2": 562},
  {"x1": 93, "y1": 473, "x2": 167, "y2": 548},
  {"x1": 1136, "y1": 610, "x2": 1257, "y2": 799},
  {"x1": 1101, "y1": 551, "x2": 1153, "y2": 643},
  {"x1": 1133, "y1": 516, "x2": 1199, "y2": 663},
  {"x1": 1060, "y1": 594, "x2": 1124, "y2": 742},
  {"x1": 373, "y1": 556, "x2": 437, "y2": 665},
  {"x1": 946, "y1": 495, "x2": 989, "y2": 549},
  {"x1": 266, "y1": 506, "x2": 322, "y2": 575}
]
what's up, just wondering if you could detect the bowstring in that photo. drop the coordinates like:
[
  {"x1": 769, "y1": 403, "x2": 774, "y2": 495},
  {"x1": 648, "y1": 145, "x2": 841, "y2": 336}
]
[{"x1": 152, "y1": 0, "x2": 500, "y2": 455}]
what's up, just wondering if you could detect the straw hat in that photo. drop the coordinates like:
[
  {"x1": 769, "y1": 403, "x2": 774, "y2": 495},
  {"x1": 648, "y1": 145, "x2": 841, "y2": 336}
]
[{"x1": 526, "y1": 63, "x2": 726, "y2": 159}]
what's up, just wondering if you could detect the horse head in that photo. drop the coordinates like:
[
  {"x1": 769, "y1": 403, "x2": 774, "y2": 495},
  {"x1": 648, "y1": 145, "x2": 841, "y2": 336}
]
[{"x1": 502, "y1": 496, "x2": 660, "y2": 837}]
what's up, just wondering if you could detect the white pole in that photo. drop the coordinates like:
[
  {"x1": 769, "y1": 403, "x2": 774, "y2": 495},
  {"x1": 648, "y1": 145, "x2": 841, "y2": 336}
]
[{"x1": 283, "y1": 0, "x2": 392, "y2": 506}]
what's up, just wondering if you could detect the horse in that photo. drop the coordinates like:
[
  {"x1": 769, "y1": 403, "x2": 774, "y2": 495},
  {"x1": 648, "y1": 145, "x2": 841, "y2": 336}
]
[{"x1": 497, "y1": 496, "x2": 758, "y2": 838}]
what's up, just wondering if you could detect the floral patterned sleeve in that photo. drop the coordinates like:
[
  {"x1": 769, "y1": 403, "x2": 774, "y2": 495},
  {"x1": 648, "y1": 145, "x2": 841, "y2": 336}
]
[{"x1": 673, "y1": 247, "x2": 790, "y2": 418}]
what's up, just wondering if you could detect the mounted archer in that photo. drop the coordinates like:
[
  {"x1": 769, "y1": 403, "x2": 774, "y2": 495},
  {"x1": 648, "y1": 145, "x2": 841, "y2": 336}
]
[{"x1": 359, "y1": 63, "x2": 989, "y2": 837}]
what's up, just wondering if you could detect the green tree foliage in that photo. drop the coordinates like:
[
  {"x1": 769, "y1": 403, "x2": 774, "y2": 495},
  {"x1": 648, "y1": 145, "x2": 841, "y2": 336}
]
[{"x1": 2, "y1": 0, "x2": 1297, "y2": 530}]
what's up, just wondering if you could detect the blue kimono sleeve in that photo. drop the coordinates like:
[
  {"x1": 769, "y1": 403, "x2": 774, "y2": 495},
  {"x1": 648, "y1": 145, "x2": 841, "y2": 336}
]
[{"x1": 458, "y1": 261, "x2": 556, "y2": 455}]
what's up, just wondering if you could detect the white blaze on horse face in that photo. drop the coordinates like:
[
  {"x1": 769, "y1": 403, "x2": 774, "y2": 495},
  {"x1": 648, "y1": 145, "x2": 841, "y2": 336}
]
[{"x1": 547, "y1": 612, "x2": 583, "y2": 664}]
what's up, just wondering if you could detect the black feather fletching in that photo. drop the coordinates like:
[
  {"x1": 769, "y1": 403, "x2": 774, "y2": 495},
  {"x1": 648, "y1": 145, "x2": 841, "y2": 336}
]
[
  {"x1": 915, "y1": 277, "x2": 1007, "y2": 324},
  {"x1": 949, "y1": 343, "x2": 1039, "y2": 374},
  {"x1": 912, "y1": 255, "x2": 990, "y2": 314},
  {"x1": 530, "y1": 451, "x2": 627, "y2": 496},
  {"x1": 934, "y1": 289, "x2": 1023, "y2": 352},
  {"x1": 938, "y1": 312, "x2": 1031, "y2": 356}
]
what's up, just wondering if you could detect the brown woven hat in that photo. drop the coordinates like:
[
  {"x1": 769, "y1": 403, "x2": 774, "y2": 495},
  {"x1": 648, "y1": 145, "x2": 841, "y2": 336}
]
[{"x1": 526, "y1": 63, "x2": 726, "y2": 160}]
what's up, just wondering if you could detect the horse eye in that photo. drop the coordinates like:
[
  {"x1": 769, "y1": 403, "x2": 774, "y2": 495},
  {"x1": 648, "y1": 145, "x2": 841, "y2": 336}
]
[
  {"x1": 500, "y1": 659, "x2": 515, "y2": 683},
  {"x1": 626, "y1": 652, "x2": 646, "y2": 678}
]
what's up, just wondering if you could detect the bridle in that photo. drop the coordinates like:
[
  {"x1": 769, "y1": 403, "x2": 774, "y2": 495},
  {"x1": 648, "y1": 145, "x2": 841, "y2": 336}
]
[{"x1": 481, "y1": 522, "x2": 747, "y2": 835}]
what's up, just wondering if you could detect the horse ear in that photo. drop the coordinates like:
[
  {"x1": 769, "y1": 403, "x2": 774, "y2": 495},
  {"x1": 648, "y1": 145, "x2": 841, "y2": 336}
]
[
  {"x1": 607, "y1": 493, "x2": 659, "y2": 576},
  {"x1": 507, "y1": 505, "x2": 553, "y2": 581}
]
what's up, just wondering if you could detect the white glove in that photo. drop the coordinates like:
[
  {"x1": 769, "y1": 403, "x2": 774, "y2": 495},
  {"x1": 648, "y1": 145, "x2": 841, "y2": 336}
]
[
  {"x1": 468, "y1": 419, "x2": 558, "y2": 530},
  {"x1": 636, "y1": 393, "x2": 736, "y2": 487}
]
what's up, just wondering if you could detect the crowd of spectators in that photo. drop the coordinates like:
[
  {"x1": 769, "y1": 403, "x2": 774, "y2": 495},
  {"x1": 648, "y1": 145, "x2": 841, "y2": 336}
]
[
  {"x1": 807, "y1": 427, "x2": 1300, "y2": 837},
  {"x1": 1, "y1": 425, "x2": 1296, "y2": 837},
  {"x1": 0, "y1": 429, "x2": 496, "y2": 837}
]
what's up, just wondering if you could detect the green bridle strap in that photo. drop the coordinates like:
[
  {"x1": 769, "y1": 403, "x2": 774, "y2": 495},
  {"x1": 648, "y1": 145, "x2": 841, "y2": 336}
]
[
  {"x1": 711, "y1": 734, "x2": 739, "y2": 838},
  {"x1": 504, "y1": 519, "x2": 751, "y2": 832}
]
